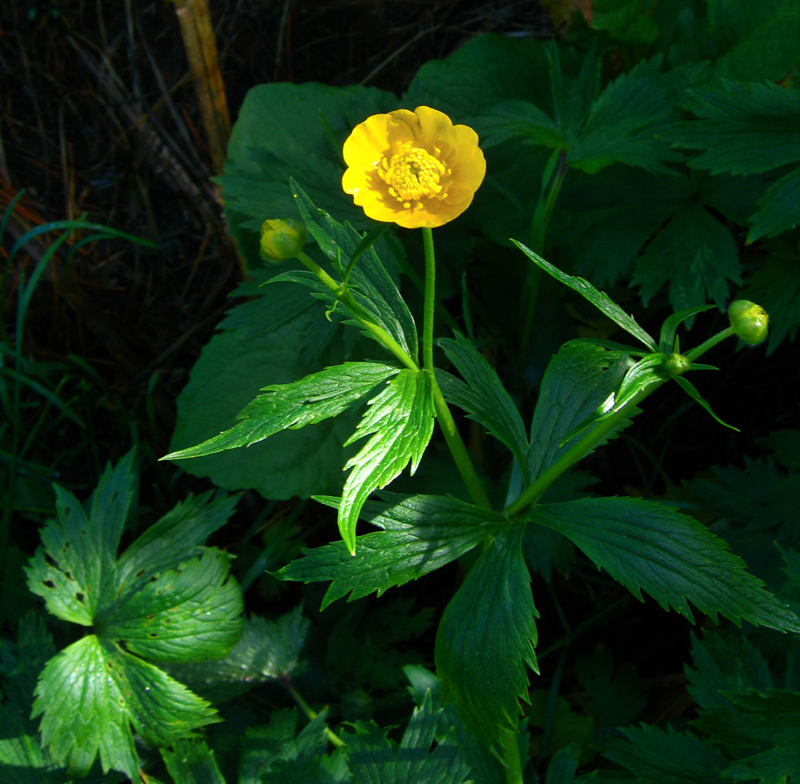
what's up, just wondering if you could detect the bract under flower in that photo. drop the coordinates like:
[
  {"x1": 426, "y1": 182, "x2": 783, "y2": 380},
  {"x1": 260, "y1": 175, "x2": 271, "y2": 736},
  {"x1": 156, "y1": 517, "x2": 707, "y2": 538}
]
[{"x1": 342, "y1": 106, "x2": 486, "y2": 229}]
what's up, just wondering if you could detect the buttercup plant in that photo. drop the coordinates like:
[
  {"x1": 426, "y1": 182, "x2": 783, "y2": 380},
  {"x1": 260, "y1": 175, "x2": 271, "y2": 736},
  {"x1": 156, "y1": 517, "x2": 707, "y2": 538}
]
[{"x1": 163, "y1": 105, "x2": 798, "y2": 784}]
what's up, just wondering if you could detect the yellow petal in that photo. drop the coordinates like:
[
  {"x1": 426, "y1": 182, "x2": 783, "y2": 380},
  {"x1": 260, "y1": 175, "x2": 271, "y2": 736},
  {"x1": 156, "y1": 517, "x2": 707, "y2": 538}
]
[{"x1": 342, "y1": 106, "x2": 486, "y2": 229}]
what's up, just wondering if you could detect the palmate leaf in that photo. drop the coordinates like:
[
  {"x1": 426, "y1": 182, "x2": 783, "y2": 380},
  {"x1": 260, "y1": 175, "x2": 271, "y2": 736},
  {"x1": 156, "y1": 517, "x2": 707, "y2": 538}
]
[
  {"x1": 278, "y1": 493, "x2": 504, "y2": 607},
  {"x1": 26, "y1": 450, "x2": 136, "y2": 625},
  {"x1": 632, "y1": 204, "x2": 741, "y2": 312},
  {"x1": 32, "y1": 636, "x2": 219, "y2": 779},
  {"x1": 437, "y1": 332, "x2": 529, "y2": 470},
  {"x1": 339, "y1": 369, "x2": 435, "y2": 554},
  {"x1": 669, "y1": 81, "x2": 800, "y2": 176},
  {"x1": 511, "y1": 242, "x2": 658, "y2": 352},
  {"x1": 24, "y1": 455, "x2": 244, "y2": 778},
  {"x1": 568, "y1": 59, "x2": 704, "y2": 174},
  {"x1": 526, "y1": 497, "x2": 800, "y2": 632},
  {"x1": 164, "y1": 361, "x2": 399, "y2": 460},
  {"x1": 435, "y1": 521, "x2": 538, "y2": 746}
]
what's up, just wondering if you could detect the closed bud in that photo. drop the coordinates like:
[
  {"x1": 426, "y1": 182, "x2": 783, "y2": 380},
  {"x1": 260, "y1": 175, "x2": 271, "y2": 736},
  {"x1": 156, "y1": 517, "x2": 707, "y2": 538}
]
[
  {"x1": 728, "y1": 300, "x2": 769, "y2": 345},
  {"x1": 259, "y1": 218, "x2": 307, "y2": 261},
  {"x1": 664, "y1": 352, "x2": 691, "y2": 377}
]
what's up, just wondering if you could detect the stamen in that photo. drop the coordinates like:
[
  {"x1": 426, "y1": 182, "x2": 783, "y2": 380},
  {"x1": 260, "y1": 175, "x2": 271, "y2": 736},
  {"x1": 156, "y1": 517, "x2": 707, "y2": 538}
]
[{"x1": 379, "y1": 145, "x2": 450, "y2": 203}]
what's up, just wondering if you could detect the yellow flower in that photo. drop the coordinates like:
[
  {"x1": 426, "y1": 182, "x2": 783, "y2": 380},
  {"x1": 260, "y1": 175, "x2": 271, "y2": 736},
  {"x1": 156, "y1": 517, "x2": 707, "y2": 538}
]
[{"x1": 342, "y1": 106, "x2": 486, "y2": 229}]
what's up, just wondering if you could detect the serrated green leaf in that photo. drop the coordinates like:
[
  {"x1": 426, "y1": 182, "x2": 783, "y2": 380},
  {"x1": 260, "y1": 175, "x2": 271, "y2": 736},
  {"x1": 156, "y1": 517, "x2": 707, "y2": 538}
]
[
  {"x1": 435, "y1": 521, "x2": 538, "y2": 745},
  {"x1": 544, "y1": 743, "x2": 581, "y2": 784},
  {"x1": 345, "y1": 691, "x2": 471, "y2": 784},
  {"x1": 164, "y1": 361, "x2": 399, "y2": 460},
  {"x1": 476, "y1": 99, "x2": 566, "y2": 150},
  {"x1": 633, "y1": 205, "x2": 741, "y2": 311},
  {"x1": 339, "y1": 370, "x2": 435, "y2": 553},
  {"x1": 169, "y1": 276, "x2": 365, "y2": 498},
  {"x1": 293, "y1": 183, "x2": 418, "y2": 362},
  {"x1": 239, "y1": 709, "x2": 335, "y2": 784},
  {"x1": 475, "y1": 43, "x2": 599, "y2": 151},
  {"x1": 704, "y1": 0, "x2": 800, "y2": 81},
  {"x1": 686, "y1": 631, "x2": 773, "y2": 710},
  {"x1": 25, "y1": 451, "x2": 136, "y2": 625},
  {"x1": 511, "y1": 242, "x2": 658, "y2": 351},
  {"x1": 669, "y1": 81, "x2": 800, "y2": 176},
  {"x1": 694, "y1": 691, "x2": 800, "y2": 783},
  {"x1": 101, "y1": 549, "x2": 243, "y2": 663},
  {"x1": 437, "y1": 332, "x2": 528, "y2": 469},
  {"x1": 162, "y1": 739, "x2": 226, "y2": 784},
  {"x1": 115, "y1": 492, "x2": 239, "y2": 586},
  {"x1": 552, "y1": 165, "x2": 692, "y2": 286},
  {"x1": 604, "y1": 724, "x2": 728, "y2": 783},
  {"x1": 33, "y1": 636, "x2": 218, "y2": 778},
  {"x1": 25, "y1": 456, "x2": 244, "y2": 775},
  {"x1": 748, "y1": 164, "x2": 800, "y2": 241},
  {"x1": 687, "y1": 456, "x2": 800, "y2": 539},
  {"x1": 278, "y1": 493, "x2": 504, "y2": 607},
  {"x1": 569, "y1": 59, "x2": 703, "y2": 174},
  {"x1": 0, "y1": 615, "x2": 62, "y2": 784},
  {"x1": 163, "y1": 608, "x2": 310, "y2": 704},
  {"x1": 527, "y1": 342, "x2": 632, "y2": 485},
  {"x1": 528, "y1": 497, "x2": 800, "y2": 631}
]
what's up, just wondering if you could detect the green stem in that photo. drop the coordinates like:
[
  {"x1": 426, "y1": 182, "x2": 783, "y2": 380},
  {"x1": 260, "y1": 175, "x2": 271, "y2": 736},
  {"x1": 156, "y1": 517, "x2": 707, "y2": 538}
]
[
  {"x1": 421, "y1": 228, "x2": 493, "y2": 511},
  {"x1": 684, "y1": 326, "x2": 734, "y2": 363},
  {"x1": 296, "y1": 250, "x2": 418, "y2": 372},
  {"x1": 506, "y1": 324, "x2": 741, "y2": 519},
  {"x1": 506, "y1": 382, "x2": 662, "y2": 518},
  {"x1": 285, "y1": 680, "x2": 346, "y2": 749},
  {"x1": 499, "y1": 727, "x2": 524, "y2": 784}
]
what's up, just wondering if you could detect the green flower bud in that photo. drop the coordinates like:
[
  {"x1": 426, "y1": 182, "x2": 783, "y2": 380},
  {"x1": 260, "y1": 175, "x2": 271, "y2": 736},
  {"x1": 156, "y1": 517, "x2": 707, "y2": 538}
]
[
  {"x1": 728, "y1": 300, "x2": 769, "y2": 345},
  {"x1": 259, "y1": 218, "x2": 307, "y2": 261},
  {"x1": 664, "y1": 352, "x2": 691, "y2": 377}
]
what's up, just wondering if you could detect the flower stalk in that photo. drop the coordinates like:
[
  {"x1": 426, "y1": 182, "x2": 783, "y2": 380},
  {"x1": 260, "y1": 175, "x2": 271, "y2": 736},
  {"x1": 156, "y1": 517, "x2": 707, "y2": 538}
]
[{"x1": 422, "y1": 228, "x2": 493, "y2": 511}]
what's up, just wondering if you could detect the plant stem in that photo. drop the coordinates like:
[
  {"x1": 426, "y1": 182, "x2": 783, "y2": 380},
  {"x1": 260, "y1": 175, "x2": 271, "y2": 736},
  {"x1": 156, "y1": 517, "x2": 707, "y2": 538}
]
[
  {"x1": 284, "y1": 679, "x2": 346, "y2": 748},
  {"x1": 684, "y1": 326, "x2": 734, "y2": 362},
  {"x1": 499, "y1": 727, "x2": 524, "y2": 784},
  {"x1": 506, "y1": 382, "x2": 662, "y2": 517},
  {"x1": 506, "y1": 324, "x2": 740, "y2": 519},
  {"x1": 421, "y1": 228, "x2": 493, "y2": 511},
  {"x1": 296, "y1": 250, "x2": 419, "y2": 372}
]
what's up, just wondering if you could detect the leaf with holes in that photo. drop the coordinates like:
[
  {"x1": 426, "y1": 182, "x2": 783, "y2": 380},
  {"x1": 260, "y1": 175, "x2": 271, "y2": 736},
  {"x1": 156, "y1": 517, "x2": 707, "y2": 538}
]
[{"x1": 23, "y1": 452, "x2": 244, "y2": 777}]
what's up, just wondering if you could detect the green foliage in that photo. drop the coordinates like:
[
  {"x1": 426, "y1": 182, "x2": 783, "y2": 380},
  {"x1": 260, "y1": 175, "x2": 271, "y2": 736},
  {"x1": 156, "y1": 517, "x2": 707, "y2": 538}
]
[
  {"x1": 23, "y1": 452, "x2": 243, "y2": 779},
  {"x1": 435, "y1": 522, "x2": 539, "y2": 742},
  {"x1": 9, "y1": 4, "x2": 800, "y2": 783}
]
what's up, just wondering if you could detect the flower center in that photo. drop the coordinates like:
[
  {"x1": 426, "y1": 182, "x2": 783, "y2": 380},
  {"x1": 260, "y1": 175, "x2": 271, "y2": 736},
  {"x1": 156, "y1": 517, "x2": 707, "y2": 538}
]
[{"x1": 379, "y1": 145, "x2": 449, "y2": 205}]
